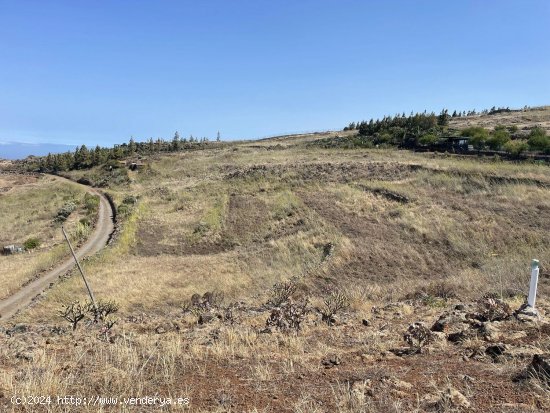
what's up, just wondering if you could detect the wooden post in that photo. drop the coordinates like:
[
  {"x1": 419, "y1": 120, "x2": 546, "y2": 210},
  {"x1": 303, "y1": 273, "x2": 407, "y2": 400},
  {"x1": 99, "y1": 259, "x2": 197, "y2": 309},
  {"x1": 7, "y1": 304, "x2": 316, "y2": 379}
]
[
  {"x1": 61, "y1": 226, "x2": 98, "y2": 312},
  {"x1": 527, "y1": 259, "x2": 540, "y2": 310}
]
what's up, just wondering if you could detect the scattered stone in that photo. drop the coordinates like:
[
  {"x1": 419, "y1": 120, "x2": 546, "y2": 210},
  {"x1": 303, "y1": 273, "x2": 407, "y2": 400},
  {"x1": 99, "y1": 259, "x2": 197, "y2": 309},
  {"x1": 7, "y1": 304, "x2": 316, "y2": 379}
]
[
  {"x1": 479, "y1": 321, "x2": 501, "y2": 341},
  {"x1": 462, "y1": 375, "x2": 475, "y2": 383},
  {"x1": 448, "y1": 330, "x2": 475, "y2": 343},
  {"x1": 431, "y1": 311, "x2": 468, "y2": 333},
  {"x1": 381, "y1": 376, "x2": 413, "y2": 391},
  {"x1": 15, "y1": 350, "x2": 34, "y2": 361},
  {"x1": 321, "y1": 355, "x2": 341, "y2": 368},
  {"x1": 198, "y1": 313, "x2": 215, "y2": 325},
  {"x1": 485, "y1": 343, "x2": 507, "y2": 359},
  {"x1": 7, "y1": 324, "x2": 28, "y2": 336},
  {"x1": 436, "y1": 387, "x2": 471, "y2": 410}
]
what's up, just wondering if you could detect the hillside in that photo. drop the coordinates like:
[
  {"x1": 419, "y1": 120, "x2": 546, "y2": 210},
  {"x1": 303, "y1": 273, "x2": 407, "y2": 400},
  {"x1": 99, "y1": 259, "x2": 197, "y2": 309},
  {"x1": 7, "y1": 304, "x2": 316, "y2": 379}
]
[{"x1": 1, "y1": 138, "x2": 549, "y2": 412}]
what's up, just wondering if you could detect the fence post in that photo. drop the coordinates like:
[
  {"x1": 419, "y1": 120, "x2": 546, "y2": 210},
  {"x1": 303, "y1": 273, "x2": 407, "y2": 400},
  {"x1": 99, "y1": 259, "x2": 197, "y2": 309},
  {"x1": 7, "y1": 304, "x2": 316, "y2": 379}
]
[
  {"x1": 61, "y1": 226, "x2": 98, "y2": 312},
  {"x1": 527, "y1": 259, "x2": 539, "y2": 310}
]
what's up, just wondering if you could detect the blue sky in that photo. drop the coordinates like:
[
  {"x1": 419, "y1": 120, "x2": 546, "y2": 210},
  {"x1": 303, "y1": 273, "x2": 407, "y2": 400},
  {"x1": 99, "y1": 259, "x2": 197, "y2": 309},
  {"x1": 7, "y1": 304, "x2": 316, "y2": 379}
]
[{"x1": 1, "y1": 0, "x2": 549, "y2": 147}]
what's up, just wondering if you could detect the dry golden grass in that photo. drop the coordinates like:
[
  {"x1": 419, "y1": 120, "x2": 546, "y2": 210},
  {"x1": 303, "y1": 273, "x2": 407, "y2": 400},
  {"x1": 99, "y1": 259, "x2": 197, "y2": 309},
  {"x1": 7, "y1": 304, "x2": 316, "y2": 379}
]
[
  {"x1": 0, "y1": 175, "x2": 90, "y2": 299},
  {"x1": 2, "y1": 139, "x2": 550, "y2": 412}
]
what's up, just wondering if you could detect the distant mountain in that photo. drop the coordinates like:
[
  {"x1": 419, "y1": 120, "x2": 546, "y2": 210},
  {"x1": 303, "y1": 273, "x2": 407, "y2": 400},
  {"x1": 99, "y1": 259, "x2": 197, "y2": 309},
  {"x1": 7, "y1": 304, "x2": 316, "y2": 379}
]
[{"x1": 0, "y1": 141, "x2": 77, "y2": 160}]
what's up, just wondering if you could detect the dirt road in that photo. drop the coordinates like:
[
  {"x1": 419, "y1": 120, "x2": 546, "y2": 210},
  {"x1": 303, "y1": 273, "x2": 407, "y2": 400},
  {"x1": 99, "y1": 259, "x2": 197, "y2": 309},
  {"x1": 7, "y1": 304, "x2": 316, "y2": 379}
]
[{"x1": 0, "y1": 177, "x2": 115, "y2": 321}]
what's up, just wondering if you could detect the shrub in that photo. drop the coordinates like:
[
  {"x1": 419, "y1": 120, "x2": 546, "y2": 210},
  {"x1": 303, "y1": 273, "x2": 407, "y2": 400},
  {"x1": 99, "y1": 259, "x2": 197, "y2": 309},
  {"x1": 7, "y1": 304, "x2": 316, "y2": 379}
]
[
  {"x1": 462, "y1": 126, "x2": 488, "y2": 150},
  {"x1": 23, "y1": 237, "x2": 40, "y2": 250},
  {"x1": 321, "y1": 291, "x2": 349, "y2": 325},
  {"x1": 403, "y1": 322, "x2": 433, "y2": 353},
  {"x1": 419, "y1": 134, "x2": 439, "y2": 145},
  {"x1": 59, "y1": 299, "x2": 119, "y2": 331},
  {"x1": 55, "y1": 201, "x2": 77, "y2": 222},
  {"x1": 268, "y1": 280, "x2": 297, "y2": 307},
  {"x1": 83, "y1": 193, "x2": 100, "y2": 214},
  {"x1": 266, "y1": 299, "x2": 309, "y2": 332},
  {"x1": 487, "y1": 129, "x2": 510, "y2": 150},
  {"x1": 528, "y1": 127, "x2": 550, "y2": 153},
  {"x1": 122, "y1": 195, "x2": 138, "y2": 205},
  {"x1": 73, "y1": 222, "x2": 91, "y2": 241},
  {"x1": 504, "y1": 140, "x2": 529, "y2": 157},
  {"x1": 475, "y1": 294, "x2": 512, "y2": 321}
]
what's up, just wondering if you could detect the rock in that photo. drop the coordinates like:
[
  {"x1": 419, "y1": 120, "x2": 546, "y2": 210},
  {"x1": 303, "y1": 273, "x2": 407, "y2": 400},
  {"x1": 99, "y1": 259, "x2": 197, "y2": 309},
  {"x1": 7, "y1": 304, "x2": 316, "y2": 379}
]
[
  {"x1": 7, "y1": 324, "x2": 28, "y2": 335},
  {"x1": 479, "y1": 321, "x2": 501, "y2": 340},
  {"x1": 362, "y1": 319, "x2": 370, "y2": 327},
  {"x1": 507, "y1": 331, "x2": 528, "y2": 341},
  {"x1": 321, "y1": 355, "x2": 341, "y2": 368},
  {"x1": 485, "y1": 343, "x2": 507, "y2": 359},
  {"x1": 154, "y1": 326, "x2": 166, "y2": 334},
  {"x1": 448, "y1": 330, "x2": 474, "y2": 343},
  {"x1": 455, "y1": 304, "x2": 466, "y2": 311},
  {"x1": 448, "y1": 388, "x2": 470, "y2": 409},
  {"x1": 16, "y1": 350, "x2": 34, "y2": 361},
  {"x1": 431, "y1": 331, "x2": 447, "y2": 342},
  {"x1": 431, "y1": 312, "x2": 468, "y2": 333},
  {"x1": 381, "y1": 376, "x2": 413, "y2": 391},
  {"x1": 530, "y1": 354, "x2": 550, "y2": 379},
  {"x1": 436, "y1": 387, "x2": 470, "y2": 410},
  {"x1": 198, "y1": 313, "x2": 215, "y2": 325}
]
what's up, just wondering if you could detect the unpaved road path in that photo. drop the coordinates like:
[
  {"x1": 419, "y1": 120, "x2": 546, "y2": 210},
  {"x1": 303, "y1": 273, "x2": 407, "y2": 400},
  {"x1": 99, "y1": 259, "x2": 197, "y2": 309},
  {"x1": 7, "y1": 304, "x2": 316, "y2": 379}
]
[{"x1": 0, "y1": 176, "x2": 115, "y2": 321}]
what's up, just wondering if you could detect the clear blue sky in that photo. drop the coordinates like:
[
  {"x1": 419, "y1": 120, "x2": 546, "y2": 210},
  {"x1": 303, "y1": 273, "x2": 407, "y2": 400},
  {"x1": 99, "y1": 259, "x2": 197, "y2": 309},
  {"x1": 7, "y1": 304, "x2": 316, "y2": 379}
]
[{"x1": 1, "y1": 0, "x2": 549, "y2": 147}]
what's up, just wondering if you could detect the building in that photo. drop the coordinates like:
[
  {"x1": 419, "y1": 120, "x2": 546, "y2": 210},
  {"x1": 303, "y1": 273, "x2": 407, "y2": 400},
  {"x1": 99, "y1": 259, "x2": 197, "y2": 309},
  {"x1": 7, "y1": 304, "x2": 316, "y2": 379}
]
[{"x1": 2, "y1": 245, "x2": 24, "y2": 255}]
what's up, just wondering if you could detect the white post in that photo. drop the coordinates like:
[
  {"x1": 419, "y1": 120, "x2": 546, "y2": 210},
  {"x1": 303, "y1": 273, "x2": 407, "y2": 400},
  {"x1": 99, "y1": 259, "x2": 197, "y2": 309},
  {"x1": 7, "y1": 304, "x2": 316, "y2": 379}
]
[{"x1": 527, "y1": 259, "x2": 539, "y2": 310}]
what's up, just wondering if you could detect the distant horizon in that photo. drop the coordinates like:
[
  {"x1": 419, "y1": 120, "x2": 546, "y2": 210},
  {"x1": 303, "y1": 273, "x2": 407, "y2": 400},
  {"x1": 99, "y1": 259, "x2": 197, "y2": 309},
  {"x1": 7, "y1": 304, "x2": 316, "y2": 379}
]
[{"x1": 2, "y1": 103, "x2": 548, "y2": 159}]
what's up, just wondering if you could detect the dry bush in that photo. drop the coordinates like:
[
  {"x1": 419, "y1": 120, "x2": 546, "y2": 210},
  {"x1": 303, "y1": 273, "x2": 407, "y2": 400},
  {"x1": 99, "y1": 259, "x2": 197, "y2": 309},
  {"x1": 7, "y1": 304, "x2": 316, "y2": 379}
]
[
  {"x1": 265, "y1": 299, "x2": 309, "y2": 332},
  {"x1": 474, "y1": 294, "x2": 512, "y2": 321},
  {"x1": 58, "y1": 301, "x2": 88, "y2": 330},
  {"x1": 403, "y1": 322, "x2": 434, "y2": 353},
  {"x1": 267, "y1": 279, "x2": 297, "y2": 307},
  {"x1": 185, "y1": 291, "x2": 225, "y2": 314},
  {"x1": 321, "y1": 291, "x2": 349, "y2": 325},
  {"x1": 58, "y1": 299, "x2": 119, "y2": 331}
]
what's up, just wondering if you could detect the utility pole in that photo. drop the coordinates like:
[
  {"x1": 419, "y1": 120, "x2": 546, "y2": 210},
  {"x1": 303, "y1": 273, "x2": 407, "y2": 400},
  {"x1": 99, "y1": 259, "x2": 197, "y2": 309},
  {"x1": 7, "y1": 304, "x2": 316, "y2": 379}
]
[{"x1": 61, "y1": 226, "x2": 98, "y2": 312}]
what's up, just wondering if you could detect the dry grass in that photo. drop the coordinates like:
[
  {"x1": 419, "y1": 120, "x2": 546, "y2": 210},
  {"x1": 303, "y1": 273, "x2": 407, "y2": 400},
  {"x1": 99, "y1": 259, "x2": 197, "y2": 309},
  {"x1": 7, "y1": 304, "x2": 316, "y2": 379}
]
[
  {"x1": 0, "y1": 175, "x2": 90, "y2": 299},
  {"x1": 2, "y1": 136, "x2": 550, "y2": 412}
]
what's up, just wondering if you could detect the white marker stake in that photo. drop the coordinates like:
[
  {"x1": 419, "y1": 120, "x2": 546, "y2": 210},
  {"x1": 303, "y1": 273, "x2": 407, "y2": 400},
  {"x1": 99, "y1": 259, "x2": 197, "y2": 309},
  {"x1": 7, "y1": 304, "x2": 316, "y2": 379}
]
[{"x1": 527, "y1": 259, "x2": 539, "y2": 310}]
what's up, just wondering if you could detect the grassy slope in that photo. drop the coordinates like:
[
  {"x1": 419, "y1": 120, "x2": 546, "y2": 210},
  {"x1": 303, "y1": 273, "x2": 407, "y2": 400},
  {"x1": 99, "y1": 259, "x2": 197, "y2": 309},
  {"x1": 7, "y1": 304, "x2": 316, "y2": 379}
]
[
  {"x1": 0, "y1": 175, "x2": 93, "y2": 299},
  {"x1": 2, "y1": 115, "x2": 550, "y2": 411}
]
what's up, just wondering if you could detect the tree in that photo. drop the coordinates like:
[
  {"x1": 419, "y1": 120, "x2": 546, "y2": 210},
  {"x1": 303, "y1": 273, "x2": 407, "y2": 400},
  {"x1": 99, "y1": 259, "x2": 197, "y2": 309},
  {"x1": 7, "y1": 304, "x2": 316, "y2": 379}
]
[
  {"x1": 172, "y1": 131, "x2": 181, "y2": 151},
  {"x1": 128, "y1": 136, "x2": 137, "y2": 154},
  {"x1": 437, "y1": 109, "x2": 449, "y2": 126}
]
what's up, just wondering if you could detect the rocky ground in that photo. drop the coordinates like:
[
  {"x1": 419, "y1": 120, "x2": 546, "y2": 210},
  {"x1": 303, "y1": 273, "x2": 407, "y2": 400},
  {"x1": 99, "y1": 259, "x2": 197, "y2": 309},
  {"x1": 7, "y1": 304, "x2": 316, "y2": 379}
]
[{"x1": 1, "y1": 289, "x2": 549, "y2": 412}]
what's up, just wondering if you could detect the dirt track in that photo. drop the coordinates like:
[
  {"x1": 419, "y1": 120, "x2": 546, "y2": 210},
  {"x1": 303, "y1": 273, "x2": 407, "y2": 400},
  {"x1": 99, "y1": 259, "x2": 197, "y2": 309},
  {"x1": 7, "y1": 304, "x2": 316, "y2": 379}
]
[{"x1": 0, "y1": 176, "x2": 115, "y2": 321}]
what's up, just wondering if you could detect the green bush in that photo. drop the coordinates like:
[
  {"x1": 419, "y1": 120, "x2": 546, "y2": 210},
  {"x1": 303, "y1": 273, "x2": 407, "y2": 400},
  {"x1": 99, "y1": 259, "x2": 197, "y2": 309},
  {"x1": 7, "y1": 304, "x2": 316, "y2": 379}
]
[
  {"x1": 83, "y1": 193, "x2": 100, "y2": 214},
  {"x1": 486, "y1": 129, "x2": 510, "y2": 150},
  {"x1": 527, "y1": 127, "x2": 550, "y2": 153},
  {"x1": 23, "y1": 237, "x2": 40, "y2": 250},
  {"x1": 419, "y1": 134, "x2": 439, "y2": 145},
  {"x1": 462, "y1": 126, "x2": 489, "y2": 150},
  {"x1": 503, "y1": 140, "x2": 528, "y2": 157},
  {"x1": 55, "y1": 201, "x2": 77, "y2": 222}
]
